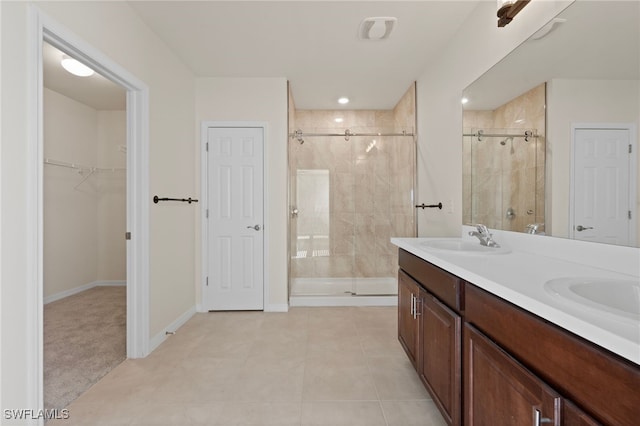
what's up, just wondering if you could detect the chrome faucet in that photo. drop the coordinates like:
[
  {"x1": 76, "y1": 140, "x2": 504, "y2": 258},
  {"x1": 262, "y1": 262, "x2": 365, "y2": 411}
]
[
  {"x1": 525, "y1": 223, "x2": 545, "y2": 235},
  {"x1": 468, "y1": 224, "x2": 500, "y2": 247}
]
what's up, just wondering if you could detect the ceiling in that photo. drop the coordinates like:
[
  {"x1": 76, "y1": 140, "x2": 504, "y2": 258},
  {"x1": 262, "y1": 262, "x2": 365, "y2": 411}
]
[
  {"x1": 43, "y1": 42, "x2": 126, "y2": 111},
  {"x1": 45, "y1": 1, "x2": 482, "y2": 111}
]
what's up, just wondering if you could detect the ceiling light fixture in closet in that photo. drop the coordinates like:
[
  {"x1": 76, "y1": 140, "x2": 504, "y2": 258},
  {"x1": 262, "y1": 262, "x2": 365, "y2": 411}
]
[{"x1": 61, "y1": 55, "x2": 95, "y2": 77}]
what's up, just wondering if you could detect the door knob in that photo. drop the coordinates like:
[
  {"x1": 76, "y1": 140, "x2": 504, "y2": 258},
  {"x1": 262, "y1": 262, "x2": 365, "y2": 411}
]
[
  {"x1": 247, "y1": 224, "x2": 261, "y2": 231},
  {"x1": 575, "y1": 225, "x2": 594, "y2": 232}
]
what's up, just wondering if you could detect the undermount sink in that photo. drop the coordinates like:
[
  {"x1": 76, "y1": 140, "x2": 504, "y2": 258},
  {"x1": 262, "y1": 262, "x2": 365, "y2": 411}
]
[
  {"x1": 544, "y1": 277, "x2": 640, "y2": 319},
  {"x1": 419, "y1": 239, "x2": 511, "y2": 255}
]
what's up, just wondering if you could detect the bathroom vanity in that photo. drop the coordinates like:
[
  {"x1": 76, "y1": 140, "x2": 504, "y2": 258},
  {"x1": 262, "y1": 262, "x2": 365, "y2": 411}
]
[{"x1": 393, "y1": 234, "x2": 640, "y2": 426}]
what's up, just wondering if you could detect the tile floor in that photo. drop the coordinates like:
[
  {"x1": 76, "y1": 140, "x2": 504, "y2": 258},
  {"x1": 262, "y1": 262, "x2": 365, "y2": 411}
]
[{"x1": 50, "y1": 307, "x2": 446, "y2": 426}]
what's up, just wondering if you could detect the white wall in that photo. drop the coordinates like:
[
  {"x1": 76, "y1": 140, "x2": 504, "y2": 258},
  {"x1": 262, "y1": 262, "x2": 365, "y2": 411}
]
[
  {"x1": 96, "y1": 110, "x2": 127, "y2": 280},
  {"x1": 195, "y1": 78, "x2": 289, "y2": 311},
  {"x1": 415, "y1": 0, "x2": 573, "y2": 237},
  {"x1": 44, "y1": 88, "x2": 99, "y2": 298},
  {"x1": 43, "y1": 89, "x2": 127, "y2": 300},
  {"x1": 547, "y1": 79, "x2": 640, "y2": 241},
  {"x1": 1, "y1": 0, "x2": 196, "y2": 413}
]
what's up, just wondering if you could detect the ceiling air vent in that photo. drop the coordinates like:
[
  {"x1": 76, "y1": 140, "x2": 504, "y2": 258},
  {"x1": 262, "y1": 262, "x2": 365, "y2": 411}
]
[{"x1": 358, "y1": 17, "x2": 397, "y2": 40}]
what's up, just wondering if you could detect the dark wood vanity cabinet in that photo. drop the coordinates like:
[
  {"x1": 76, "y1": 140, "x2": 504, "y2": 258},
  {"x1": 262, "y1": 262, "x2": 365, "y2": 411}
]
[
  {"x1": 397, "y1": 248, "x2": 640, "y2": 426},
  {"x1": 464, "y1": 323, "x2": 561, "y2": 426},
  {"x1": 419, "y1": 290, "x2": 462, "y2": 426},
  {"x1": 398, "y1": 249, "x2": 463, "y2": 426},
  {"x1": 465, "y1": 284, "x2": 639, "y2": 426},
  {"x1": 398, "y1": 269, "x2": 420, "y2": 367}
]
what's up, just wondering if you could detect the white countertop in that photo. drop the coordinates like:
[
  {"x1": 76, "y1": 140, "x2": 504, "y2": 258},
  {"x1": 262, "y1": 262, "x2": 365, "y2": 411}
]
[{"x1": 391, "y1": 236, "x2": 640, "y2": 366}]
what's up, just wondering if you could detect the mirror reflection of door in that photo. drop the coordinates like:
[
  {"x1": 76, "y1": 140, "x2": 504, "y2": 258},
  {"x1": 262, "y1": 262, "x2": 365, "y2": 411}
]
[{"x1": 571, "y1": 126, "x2": 636, "y2": 246}]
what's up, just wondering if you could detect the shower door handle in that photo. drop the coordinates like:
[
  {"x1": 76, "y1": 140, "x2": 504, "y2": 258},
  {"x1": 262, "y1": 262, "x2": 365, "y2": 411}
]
[{"x1": 247, "y1": 224, "x2": 261, "y2": 231}]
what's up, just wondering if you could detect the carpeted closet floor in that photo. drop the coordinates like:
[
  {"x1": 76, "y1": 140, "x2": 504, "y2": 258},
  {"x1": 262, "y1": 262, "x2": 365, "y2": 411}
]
[{"x1": 44, "y1": 286, "x2": 126, "y2": 411}]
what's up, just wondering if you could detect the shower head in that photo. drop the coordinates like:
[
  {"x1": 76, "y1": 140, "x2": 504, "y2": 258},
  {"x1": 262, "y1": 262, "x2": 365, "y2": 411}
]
[{"x1": 500, "y1": 137, "x2": 514, "y2": 145}]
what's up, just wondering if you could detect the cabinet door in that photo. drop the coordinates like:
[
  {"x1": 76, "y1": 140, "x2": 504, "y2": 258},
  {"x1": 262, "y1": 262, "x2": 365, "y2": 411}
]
[
  {"x1": 464, "y1": 324, "x2": 561, "y2": 426},
  {"x1": 563, "y1": 400, "x2": 602, "y2": 426},
  {"x1": 418, "y1": 290, "x2": 461, "y2": 426},
  {"x1": 398, "y1": 270, "x2": 420, "y2": 367}
]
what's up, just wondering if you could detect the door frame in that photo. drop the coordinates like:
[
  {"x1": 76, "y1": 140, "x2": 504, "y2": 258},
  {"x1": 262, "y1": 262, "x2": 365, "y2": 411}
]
[
  {"x1": 29, "y1": 6, "x2": 150, "y2": 411},
  {"x1": 200, "y1": 121, "x2": 269, "y2": 312},
  {"x1": 569, "y1": 123, "x2": 637, "y2": 245}
]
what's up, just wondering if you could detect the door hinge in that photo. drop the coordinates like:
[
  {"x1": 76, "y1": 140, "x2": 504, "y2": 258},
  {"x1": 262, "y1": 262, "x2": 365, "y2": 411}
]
[
  {"x1": 206, "y1": 276, "x2": 209, "y2": 286},
  {"x1": 206, "y1": 142, "x2": 209, "y2": 152},
  {"x1": 206, "y1": 209, "x2": 209, "y2": 219},
  {"x1": 629, "y1": 210, "x2": 632, "y2": 220},
  {"x1": 630, "y1": 144, "x2": 633, "y2": 154},
  {"x1": 125, "y1": 232, "x2": 131, "y2": 240}
]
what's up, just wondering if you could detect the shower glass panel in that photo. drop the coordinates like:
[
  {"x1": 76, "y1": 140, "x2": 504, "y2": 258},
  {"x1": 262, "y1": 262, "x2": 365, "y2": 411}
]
[
  {"x1": 463, "y1": 128, "x2": 542, "y2": 232},
  {"x1": 289, "y1": 127, "x2": 416, "y2": 298}
]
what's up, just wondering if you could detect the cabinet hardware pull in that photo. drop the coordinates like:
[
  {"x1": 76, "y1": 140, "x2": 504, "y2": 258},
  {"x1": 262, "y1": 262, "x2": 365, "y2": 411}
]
[
  {"x1": 415, "y1": 298, "x2": 422, "y2": 316},
  {"x1": 411, "y1": 294, "x2": 415, "y2": 319},
  {"x1": 534, "y1": 409, "x2": 552, "y2": 425}
]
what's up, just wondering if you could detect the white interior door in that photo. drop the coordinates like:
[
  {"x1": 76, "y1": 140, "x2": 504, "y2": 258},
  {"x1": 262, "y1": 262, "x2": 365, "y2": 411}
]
[
  {"x1": 206, "y1": 127, "x2": 264, "y2": 310},
  {"x1": 572, "y1": 127, "x2": 633, "y2": 245}
]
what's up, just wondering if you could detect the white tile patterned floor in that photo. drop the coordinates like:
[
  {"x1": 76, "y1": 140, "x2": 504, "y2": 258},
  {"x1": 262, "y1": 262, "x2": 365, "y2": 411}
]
[{"x1": 49, "y1": 307, "x2": 446, "y2": 426}]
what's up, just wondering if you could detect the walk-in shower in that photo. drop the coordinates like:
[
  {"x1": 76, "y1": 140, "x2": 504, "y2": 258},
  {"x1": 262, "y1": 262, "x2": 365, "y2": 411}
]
[{"x1": 288, "y1": 126, "x2": 416, "y2": 305}]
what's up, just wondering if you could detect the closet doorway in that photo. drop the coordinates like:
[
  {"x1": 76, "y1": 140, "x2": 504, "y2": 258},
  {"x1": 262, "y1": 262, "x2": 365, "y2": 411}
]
[{"x1": 42, "y1": 41, "x2": 128, "y2": 411}]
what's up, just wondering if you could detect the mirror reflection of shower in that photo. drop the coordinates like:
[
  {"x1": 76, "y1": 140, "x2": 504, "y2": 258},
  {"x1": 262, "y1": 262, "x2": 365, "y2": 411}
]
[
  {"x1": 500, "y1": 136, "x2": 514, "y2": 154},
  {"x1": 463, "y1": 128, "x2": 541, "y2": 233}
]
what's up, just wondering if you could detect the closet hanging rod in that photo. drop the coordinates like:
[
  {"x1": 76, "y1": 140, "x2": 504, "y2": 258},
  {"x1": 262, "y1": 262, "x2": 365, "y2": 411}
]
[
  {"x1": 44, "y1": 158, "x2": 88, "y2": 170},
  {"x1": 44, "y1": 158, "x2": 125, "y2": 172}
]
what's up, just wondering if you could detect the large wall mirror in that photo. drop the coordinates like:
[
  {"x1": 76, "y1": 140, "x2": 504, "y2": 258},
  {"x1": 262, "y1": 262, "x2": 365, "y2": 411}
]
[{"x1": 463, "y1": 0, "x2": 639, "y2": 247}]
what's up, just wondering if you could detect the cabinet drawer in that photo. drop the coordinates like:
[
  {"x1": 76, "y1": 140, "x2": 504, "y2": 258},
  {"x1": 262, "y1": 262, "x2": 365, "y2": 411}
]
[
  {"x1": 465, "y1": 284, "x2": 640, "y2": 426},
  {"x1": 399, "y1": 249, "x2": 462, "y2": 312}
]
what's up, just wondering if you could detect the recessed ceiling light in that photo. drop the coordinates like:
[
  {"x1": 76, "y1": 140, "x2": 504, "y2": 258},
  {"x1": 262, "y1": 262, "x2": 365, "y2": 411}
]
[
  {"x1": 461, "y1": 97, "x2": 469, "y2": 105},
  {"x1": 338, "y1": 97, "x2": 349, "y2": 105},
  {"x1": 334, "y1": 117, "x2": 344, "y2": 123},
  {"x1": 61, "y1": 55, "x2": 95, "y2": 77}
]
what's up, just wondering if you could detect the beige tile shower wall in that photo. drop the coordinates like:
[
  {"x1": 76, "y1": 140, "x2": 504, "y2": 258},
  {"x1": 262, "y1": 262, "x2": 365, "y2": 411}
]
[
  {"x1": 288, "y1": 85, "x2": 297, "y2": 287},
  {"x1": 391, "y1": 83, "x2": 417, "y2": 272},
  {"x1": 463, "y1": 84, "x2": 546, "y2": 233},
  {"x1": 293, "y1": 98, "x2": 415, "y2": 280}
]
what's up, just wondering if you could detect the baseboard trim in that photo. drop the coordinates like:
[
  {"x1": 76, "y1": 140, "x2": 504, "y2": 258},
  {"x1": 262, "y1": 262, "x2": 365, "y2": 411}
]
[
  {"x1": 264, "y1": 304, "x2": 289, "y2": 313},
  {"x1": 44, "y1": 280, "x2": 126, "y2": 304},
  {"x1": 289, "y1": 295, "x2": 398, "y2": 307},
  {"x1": 148, "y1": 306, "x2": 197, "y2": 354}
]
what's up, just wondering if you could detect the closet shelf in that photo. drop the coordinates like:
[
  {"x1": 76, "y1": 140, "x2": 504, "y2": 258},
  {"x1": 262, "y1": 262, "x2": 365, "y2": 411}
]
[
  {"x1": 44, "y1": 158, "x2": 125, "y2": 189},
  {"x1": 44, "y1": 158, "x2": 125, "y2": 173}
]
